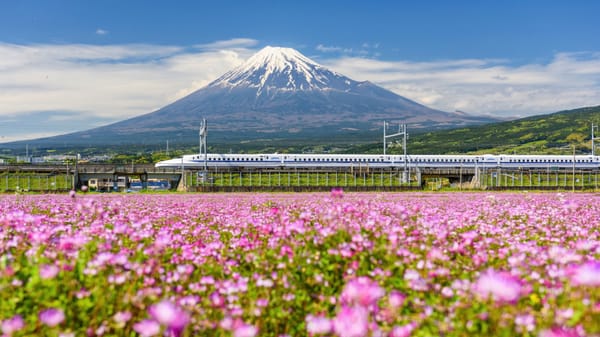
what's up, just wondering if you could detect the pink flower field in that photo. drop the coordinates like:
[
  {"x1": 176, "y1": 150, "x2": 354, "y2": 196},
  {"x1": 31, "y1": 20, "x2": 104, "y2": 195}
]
[{"x1": 0, "y1": 191, "x2": 599, "y2": 336}]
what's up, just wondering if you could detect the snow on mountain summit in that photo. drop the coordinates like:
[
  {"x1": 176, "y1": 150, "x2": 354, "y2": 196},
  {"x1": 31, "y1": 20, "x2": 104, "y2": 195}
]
[{"x1": 210, "y1": 46, "x2": 357, "y2": 95}]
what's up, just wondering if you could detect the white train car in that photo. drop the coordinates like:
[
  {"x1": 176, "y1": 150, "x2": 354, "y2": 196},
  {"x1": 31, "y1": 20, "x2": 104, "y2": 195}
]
[{"x1": 155, "y1": 153, "x2": 600, "y2": 170}]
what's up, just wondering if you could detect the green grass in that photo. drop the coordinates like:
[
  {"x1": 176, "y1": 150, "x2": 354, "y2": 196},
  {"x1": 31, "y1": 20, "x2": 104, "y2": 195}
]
[
  {"x1": 186, "y1": 171, "x2": 418, "y2": 188},
  {"x1": 0, "y1": 173, "x2": 73, "y2": 192}
]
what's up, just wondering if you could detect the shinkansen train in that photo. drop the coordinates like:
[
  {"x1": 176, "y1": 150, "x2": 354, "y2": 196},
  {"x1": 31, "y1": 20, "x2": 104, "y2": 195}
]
[{"x1": 155, "y1": 153, "x2": 600, "y2": 170}]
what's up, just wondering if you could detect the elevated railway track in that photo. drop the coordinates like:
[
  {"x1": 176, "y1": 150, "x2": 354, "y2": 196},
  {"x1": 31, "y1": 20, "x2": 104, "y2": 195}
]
[{"x1": 1, "y1": 163, "x2": 600, "y2": 192}]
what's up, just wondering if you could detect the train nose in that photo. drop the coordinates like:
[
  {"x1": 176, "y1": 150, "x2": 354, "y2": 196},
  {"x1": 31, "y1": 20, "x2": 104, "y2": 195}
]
[{"x1": 155, "y1": 159, "x2": 180, "y2": 168}]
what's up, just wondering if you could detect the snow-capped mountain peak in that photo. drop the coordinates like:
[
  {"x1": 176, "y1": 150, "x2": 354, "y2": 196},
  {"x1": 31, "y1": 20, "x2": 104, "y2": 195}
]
[{"x1": 210, "y1": 46, "x2": 353, "y2": 95}]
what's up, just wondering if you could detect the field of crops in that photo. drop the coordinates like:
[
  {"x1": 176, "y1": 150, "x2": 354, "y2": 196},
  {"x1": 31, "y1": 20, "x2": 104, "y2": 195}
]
[{"x1": 1, "y1": 191, "x2": 599, "y2": 336}]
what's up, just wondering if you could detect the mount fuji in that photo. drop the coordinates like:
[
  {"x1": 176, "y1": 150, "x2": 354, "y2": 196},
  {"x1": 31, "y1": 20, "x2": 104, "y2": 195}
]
[{"x1": 5, "y1": 46, "x2": 496, "y2": 148}]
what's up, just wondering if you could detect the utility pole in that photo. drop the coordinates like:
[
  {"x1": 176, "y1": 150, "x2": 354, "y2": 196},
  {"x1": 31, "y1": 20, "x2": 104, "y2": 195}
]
[
  {"x1": 199, "y1": 119, "x2": 208, "y2": 183},
  {"x1": 383, "y1": 121, "x2": 408, "y2": 182},
  {"x1": 179, "y1": 156, "x2": 186, "y2": 191},
  {"x1": 573, "y1": 144, "x2": 576, "y2": 193},
  {"x1": 592, "y1": 124, "x2": 598, "y2": 156}
]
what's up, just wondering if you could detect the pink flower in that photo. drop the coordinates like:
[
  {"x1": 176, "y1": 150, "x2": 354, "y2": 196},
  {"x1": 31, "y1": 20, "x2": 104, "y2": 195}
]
[
  {"x1": 388, "y1": 290, "x2": 406, "y2": 309},
  {"x1": 390, "y1": 323, "x2": 416, "y2": 337},
  {"x1": 69, "y1": 190, "x2": 76, "y2": 198},
  {"x1": 332, "y1": 306, "x2": 369, "y2": 337},
  {"x1": 568, "y1": 260, "x2": 600, "y2": 286},
  {"x1": 148, "y1": 300, "x2": 189, "y2": 335},
  {"x1": 514, "y1": 314, "x2": 535, "y2": 333},
  {"x1": 233, "y1": 323, "x2": 258, "y2": 337},
  {"x1": 2, "y1": 315, "x2": 24, "y2": 335},
  {"x1": 341, "y1": 276, "x2": 385, "y2": 307},
  {"x1": 330, "y1": 187, "x2": 344, "y2": 199},
  {"x1": 113, "y1": 311, "x2": 132, "y2": 324},
  {"x1": 473, "y1": 269, "x2": 523, "y2": 303},
  {"x1": 133, "y1": 319, "x2": 161, "y2": 337},
  {"x1": 539, "y1": 326, "x2": 582, "y2": 337},
  {"x1": 210, "y1": 291, "x2": 224, "y2": 307},
  {"x1": 219, "y1": 316, "x2": 234, "y2": 330},
  {"x1": 305, "y1": 315, "x2": 332, "y2": 335},
  {"x1": 40, "y1": 264, "x2": 60, "y2": 279},
  {"x1": 39, "y1": 308, "x2": 65, "y2": 327}
]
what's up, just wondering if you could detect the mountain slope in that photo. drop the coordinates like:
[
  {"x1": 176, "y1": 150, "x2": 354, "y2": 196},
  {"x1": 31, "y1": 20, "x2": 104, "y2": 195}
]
[
  {"x1": 349, "y1": 105, "x2": 600, "y2": 155},
  {"x1": 2, "y1": 46, "x2": 495, "y2": 148}
]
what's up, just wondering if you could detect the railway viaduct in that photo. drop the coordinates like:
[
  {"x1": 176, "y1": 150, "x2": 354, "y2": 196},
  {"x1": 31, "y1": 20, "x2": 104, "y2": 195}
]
[{"x1": 2, "y1": 163, "x2": 599, "y2": 191}]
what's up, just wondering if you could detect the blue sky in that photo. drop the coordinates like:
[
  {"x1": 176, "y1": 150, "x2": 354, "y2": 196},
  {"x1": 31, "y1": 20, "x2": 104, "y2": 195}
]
[{"x1": 1, "y1": 0, "x2": 600, "y2": 142}]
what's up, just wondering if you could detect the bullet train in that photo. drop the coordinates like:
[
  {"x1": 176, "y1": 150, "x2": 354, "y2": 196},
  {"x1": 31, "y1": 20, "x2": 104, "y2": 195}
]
[{"x1": 155, "y1": 153, "x2": 600, "y2": 170}]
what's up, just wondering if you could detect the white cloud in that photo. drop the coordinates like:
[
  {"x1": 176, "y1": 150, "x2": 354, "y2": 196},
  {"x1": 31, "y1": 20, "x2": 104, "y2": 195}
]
[
  {"x1": 316, "y1": 43, "x2": 377, "y2": 58},
  {"x1": 196, "y1": 38, "x2": 259, "y2": 50},
  {"x1": 321, "y1": 52, "x2": 600, "y2": 117},
  {"x1": 1, "y1": 39, "x2": 599, "y2": 142},
  {"x1": 95, "y1": 28, "x2": 109, "y2": 36},
  {"x1": 0, "y1": 41, "x2": 250, "y2": 121},
  {"x1": 0, "y1": 40, "x2": 255, "y2": 141},
  {"x1": 316, "y1": 44, "x2": 345, "y2": 53}
]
